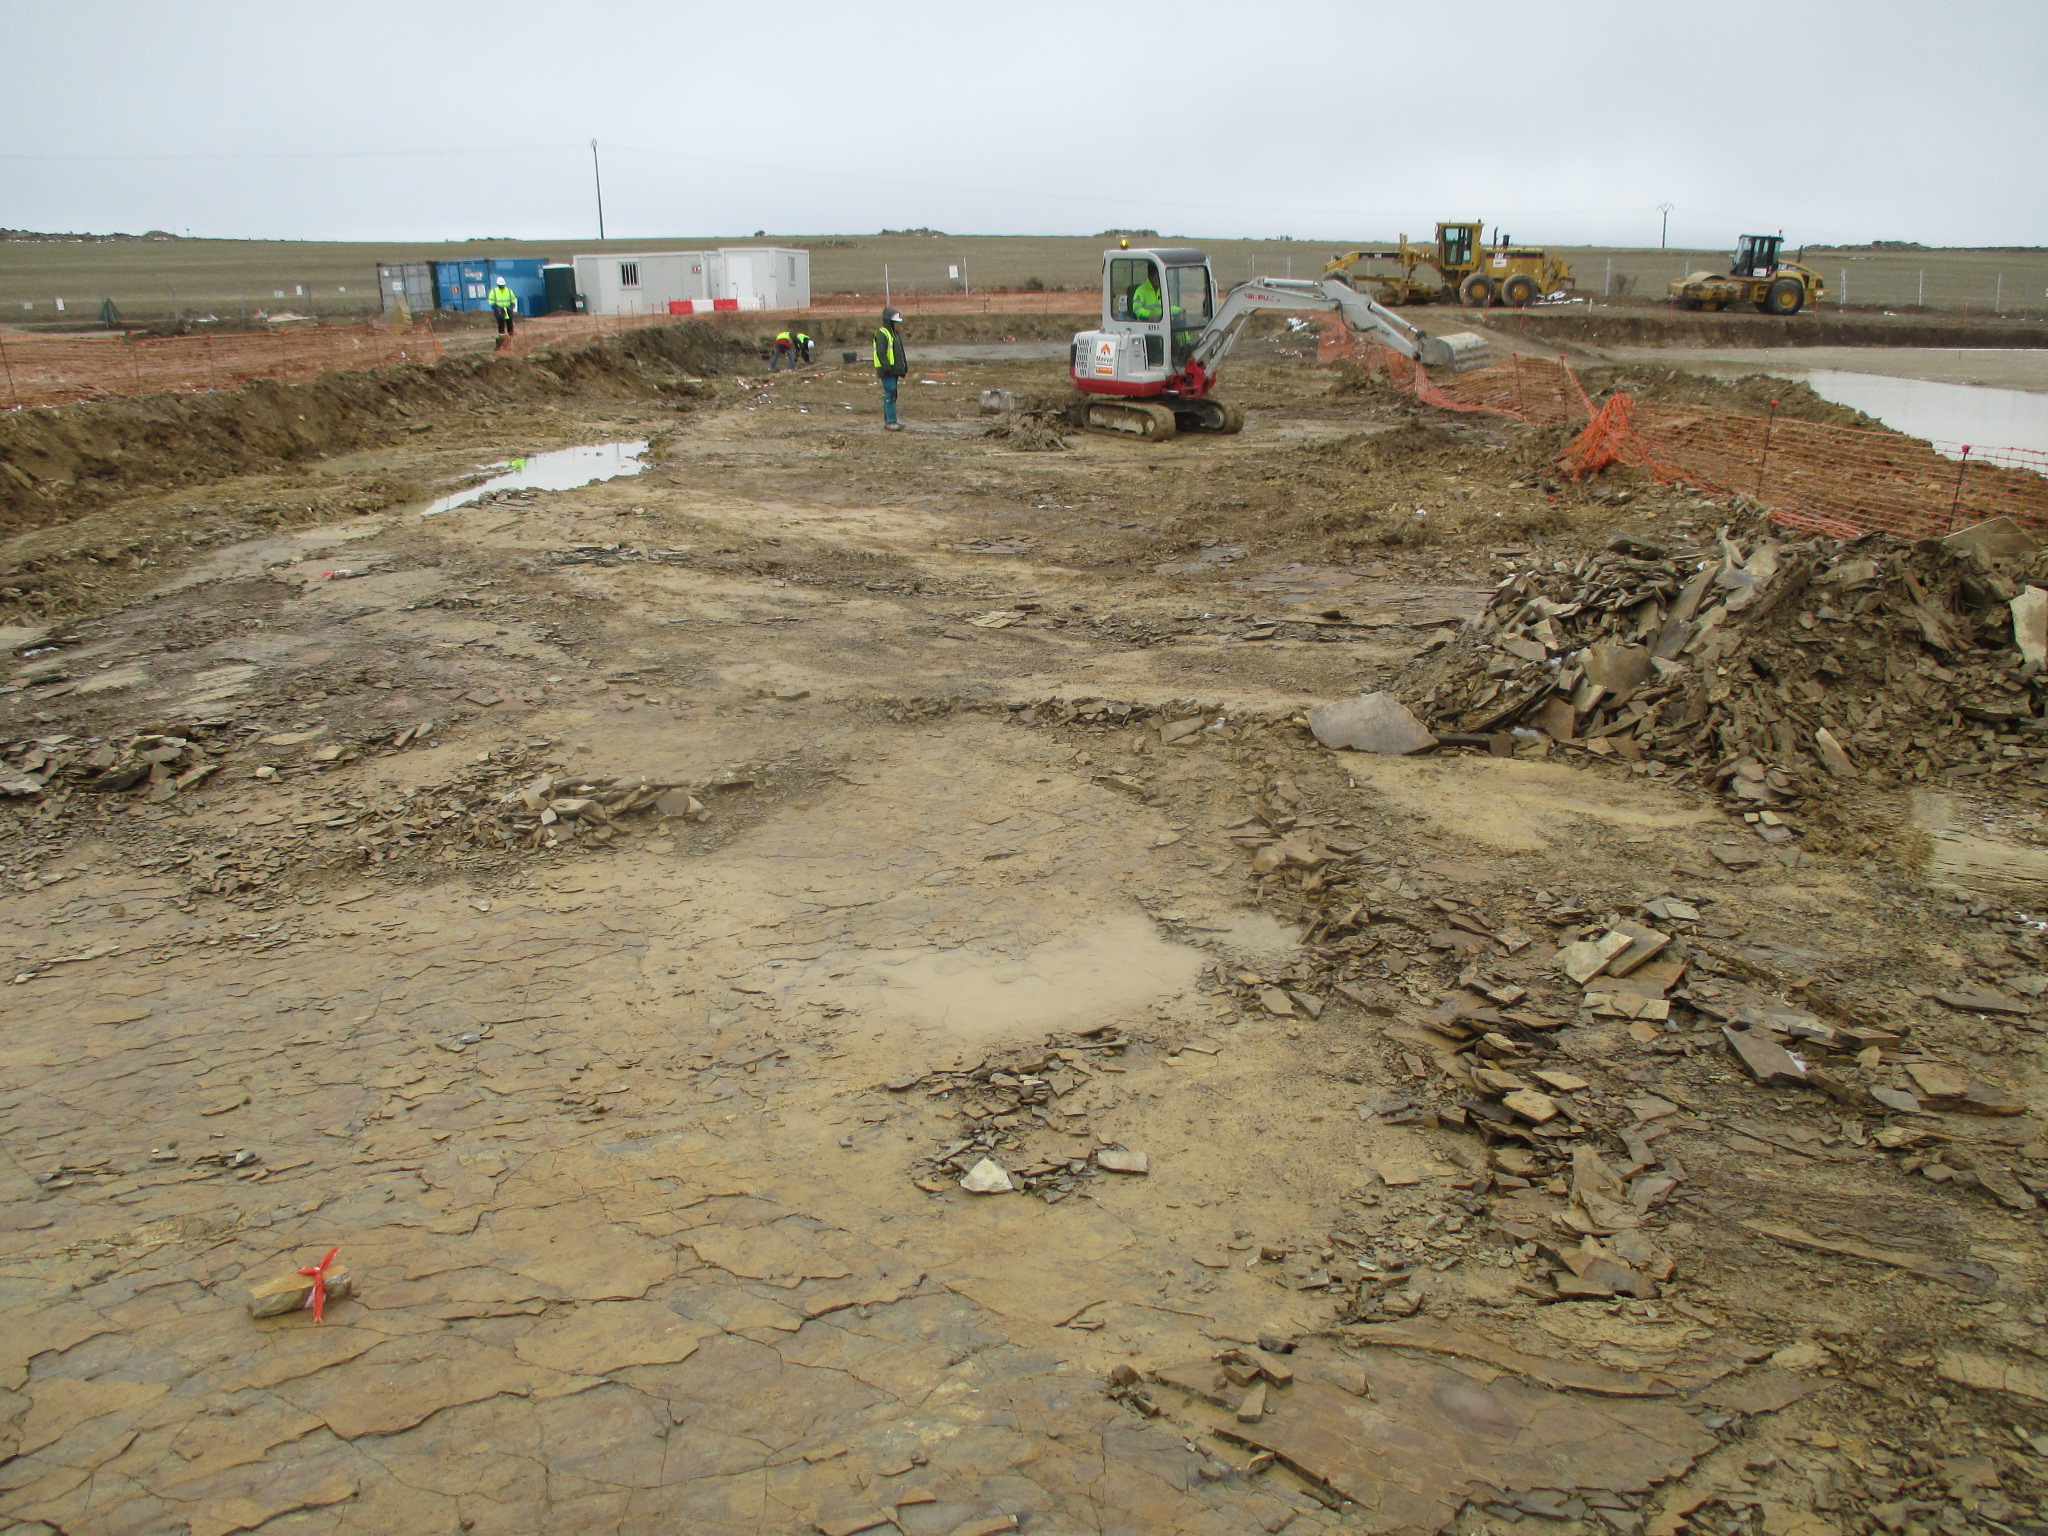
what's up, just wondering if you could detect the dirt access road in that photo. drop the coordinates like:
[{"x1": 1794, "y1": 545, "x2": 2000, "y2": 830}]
[{"x1": 5, "y1": 338, "x2": 2048, "y2": 1536}]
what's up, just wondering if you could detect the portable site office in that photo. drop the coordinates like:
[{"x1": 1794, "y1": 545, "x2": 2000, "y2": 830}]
[{"x1": 570, "y1": 248, "x2": 811, "y2": 316}]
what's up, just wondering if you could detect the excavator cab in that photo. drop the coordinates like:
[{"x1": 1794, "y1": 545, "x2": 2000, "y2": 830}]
[
  {"x1": 1090, "y1": 246, "x2": 1218, "y2": 385},
  {"x1": 1732, "y1": 235, "x2": 1783, "y2": 278}
]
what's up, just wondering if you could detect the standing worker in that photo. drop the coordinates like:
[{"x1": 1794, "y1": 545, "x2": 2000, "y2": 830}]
[
  {"x1": 487, "y1": 276, "x2": 519, "y2": 346},
  {"x1": 771, "y1": 327, "x2": 795, "y2": 371},
  {"x1": 872, "y1": 307, "x2": 907, "y2": 431}
]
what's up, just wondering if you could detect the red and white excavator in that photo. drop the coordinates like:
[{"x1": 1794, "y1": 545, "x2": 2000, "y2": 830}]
[{"x1": 1069, "y1": 243, "x2": 1490, "y2": 441}]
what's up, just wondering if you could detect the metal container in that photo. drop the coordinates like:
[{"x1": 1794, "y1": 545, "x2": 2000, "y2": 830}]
[
  {"x1": 376, "y1": 262, "x2": 436, "y2": 315},
  {"x1": 431, "y1": 258, "x2": 552, "y2": 315},
  {"x1": 542, "y1": 264, "x2": 581, "y2": 315}
]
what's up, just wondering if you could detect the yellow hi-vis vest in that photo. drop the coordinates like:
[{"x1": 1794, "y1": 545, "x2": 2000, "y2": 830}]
[{"x1": 488, "y1": 284, "x2": 516, "y2": 310}]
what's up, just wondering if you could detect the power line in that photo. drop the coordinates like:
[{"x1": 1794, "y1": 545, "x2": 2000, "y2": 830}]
[{"x1": 0, "y1": 140, "x2": 1670, "y2": 226}]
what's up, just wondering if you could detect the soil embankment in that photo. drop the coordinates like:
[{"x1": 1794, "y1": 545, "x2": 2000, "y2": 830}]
[
  {"x1": 0, "y1": 323, "x2": 750, "y2": 537},
  {"x1": 1504, "y1": 305, "x2": 2048, "y2": 350}
]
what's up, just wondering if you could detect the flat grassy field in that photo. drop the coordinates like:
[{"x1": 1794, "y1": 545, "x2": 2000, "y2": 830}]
[{"x1": 2, "y1": 231, "x2": 2043, "y2": 325}]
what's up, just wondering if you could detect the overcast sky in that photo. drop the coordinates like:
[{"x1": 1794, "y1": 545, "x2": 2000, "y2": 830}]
[{"x1": 3, "y1": 0, "x2": 2042, "y2": 249}]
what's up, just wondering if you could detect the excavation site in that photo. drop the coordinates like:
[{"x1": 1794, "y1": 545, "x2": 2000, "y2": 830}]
[{"x1": 6, "y1": 285, "x2": 2048, "y2": 1536}]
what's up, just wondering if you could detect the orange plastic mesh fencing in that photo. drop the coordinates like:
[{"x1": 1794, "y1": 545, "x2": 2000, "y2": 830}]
[
  {"x1": 1317, "y1": 325, "x2": 1594, "y2": 426},
  {"x1": 0, "y1": 323, "x2": 443, "y2": 411},
  {"x1": 1558, "y1": 394, "x2": 2048, "y2": 541},
  {"x1": 498, "y1": 292, "x2": 1099, "y2": 359},
  {"x1": 802, "y1": 290, "x2": 1095, "y2": 317},
  {"x1": 494, "y1": 312, "x2": 662, "y2": 358}
]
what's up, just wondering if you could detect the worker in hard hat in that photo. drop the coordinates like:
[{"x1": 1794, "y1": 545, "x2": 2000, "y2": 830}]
[
  {"x1": 872, "y1": 308, "x2": 908, "y2": 431},
  {"x1": 794, "y1": 326, "x2": 814, "y2": 364},
  {"x1": 487, "y1": 277, "x2": 519, "y2": 341}
]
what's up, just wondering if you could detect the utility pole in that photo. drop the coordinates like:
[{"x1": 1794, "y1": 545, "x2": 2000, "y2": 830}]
[
  {"x1": 590, "y1": 139, "x2": 607, "y2": 240},
  {"x1": 884, "y1": 264, "x2": 891, "y2": 305},
  {"x1": 1658, "y1": 204, "x2": 1674, "y2": 249}
]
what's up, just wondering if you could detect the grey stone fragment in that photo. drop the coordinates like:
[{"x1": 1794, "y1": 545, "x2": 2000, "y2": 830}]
[
  {"x1": 1309, "y1": 692, "x2": 1436, "y2": 755},
  {"x1": 959, "y1": 1158, "x2": 1014, "y2": 1194}
]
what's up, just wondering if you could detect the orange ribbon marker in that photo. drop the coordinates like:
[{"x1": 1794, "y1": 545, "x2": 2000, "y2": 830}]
[{"x1": 297, "y1": 1247, "x2": 340, "y2": 1322}]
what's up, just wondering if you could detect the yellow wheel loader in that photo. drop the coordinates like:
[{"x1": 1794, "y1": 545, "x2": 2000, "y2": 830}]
[
  {"x1": 1324, "y1": 221, "x2": 1574, "y2": 308},
  {"x1": 1668, "y1": 235, "x2": 1825, "y2": 315}
]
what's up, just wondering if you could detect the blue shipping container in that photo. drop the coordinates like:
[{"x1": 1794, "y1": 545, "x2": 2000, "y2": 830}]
[{"x1": 431, "y1": 258, "x2": 552, "y2": 316}]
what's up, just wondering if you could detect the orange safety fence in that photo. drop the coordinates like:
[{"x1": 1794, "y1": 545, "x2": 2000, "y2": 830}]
[
  {"x1": 493, "y1": 312, "x2": 672, "y2": 358},
  {"x1": 801, "y1": 290, "x2": 1095, "y2": 317},
  {"x1": 494, "y1": 291, "x2": 1097, "y2": 360},
  {"x1": 1317, "y1": 325, "x2": 1594, "y2": 426},
  {"x1": 0, "y1": 323, "x2": 443, "y2": 411},
  {"x1": 1558, "y1": 393, "x2": 2048, "y2": 541},
  {"x1": 1316, "y1": 318, "x2": 2048, "y2": 541}
]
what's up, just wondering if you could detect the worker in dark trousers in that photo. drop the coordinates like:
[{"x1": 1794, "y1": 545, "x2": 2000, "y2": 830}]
[
  {"x1": 872, "y1": 308, "x2": 907, "y2": 431},
  {"x1": 794, "y1": 326, "x2": 813, "y2": 364},
  {"x1": 771, "y1": 328, "x2": 794, "y2": 371},
  {"x1": 487, "y1": 278, "x2": 519, "y2": 345}
]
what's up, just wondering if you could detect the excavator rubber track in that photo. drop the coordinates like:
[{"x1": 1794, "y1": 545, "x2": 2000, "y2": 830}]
[
  {"x1": 1068, "y1": 398, "x2": 1246, "y2": 441},
  {"x1": 1070, "y1": 399, "x2": 1178, "y2": 441}
]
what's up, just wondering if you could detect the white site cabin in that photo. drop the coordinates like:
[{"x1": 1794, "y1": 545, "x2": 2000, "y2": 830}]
[{"x1": 571, "y1": 247, "x2": 811, "y2": 315}]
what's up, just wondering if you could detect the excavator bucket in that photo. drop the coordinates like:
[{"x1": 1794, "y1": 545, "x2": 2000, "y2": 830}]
[{"x1": 1423, "y1": 331, "x2": 1491, "y2": 373}]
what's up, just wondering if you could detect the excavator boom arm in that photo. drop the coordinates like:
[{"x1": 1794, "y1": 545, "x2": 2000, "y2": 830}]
[{"x1": 1189, "y1": 278, "x2": 1488, "y2": 375}]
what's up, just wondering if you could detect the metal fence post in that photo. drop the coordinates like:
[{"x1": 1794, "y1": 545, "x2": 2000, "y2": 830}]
[
  {"x1": 1947, "y1": 446, "x2": 1973, "y2": 532},
  {"x1": 0, "y1": 332, "x2": 17, "y2": 410}
]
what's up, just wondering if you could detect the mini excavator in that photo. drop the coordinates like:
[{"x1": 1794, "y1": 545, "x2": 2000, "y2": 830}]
[{"x1": 1069, "y1": 243, "x2": 1489, "y2": 441}]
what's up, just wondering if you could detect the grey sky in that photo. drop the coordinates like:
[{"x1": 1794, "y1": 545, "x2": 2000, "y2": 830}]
[{"x1": 4, "y1": 0, "x2": 2042, "y2": 248}]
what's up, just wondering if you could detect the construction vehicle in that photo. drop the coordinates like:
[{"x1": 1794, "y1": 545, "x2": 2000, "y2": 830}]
[
  {"x1": 1668, "y1": 235, "x2": 1825, "y2": 315},
  {"x1": 1068, "y1": 243, "x2": 1488, "y2": 441},
  {"x1": 1324, "y1": 221, "x2": 1575, "y2": 308}
]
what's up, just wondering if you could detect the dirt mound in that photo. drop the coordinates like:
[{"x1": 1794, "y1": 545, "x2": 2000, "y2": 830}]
[
  {"x1": 1508, "y1": 307, "x2": 2048, "y2": 351},
  {"x1": 1399, "y1": 519, "x2": 2048, "y2": 843},
  {"x1": 982, "y1": 391, "x2": 1072, "y2": 451},
  {"x1": 1573, "y1": 364, "x2": 1883, "y2": 430},
  {"x1": 0, "y1": 322, "x2": 748, "y2": 537}
]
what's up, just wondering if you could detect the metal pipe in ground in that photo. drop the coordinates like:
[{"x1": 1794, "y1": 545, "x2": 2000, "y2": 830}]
[
  {"x1": 1947, "y1": 446, "x2": 1973, "y2": 532},
  {"x1": 1756, "y1": 399, "x2": 1780, "y2": 499}
]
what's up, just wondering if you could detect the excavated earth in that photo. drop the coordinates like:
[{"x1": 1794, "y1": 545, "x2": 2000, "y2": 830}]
[{"x1": 5, "y1": 326, "x2": 2048, "y2": 1536}]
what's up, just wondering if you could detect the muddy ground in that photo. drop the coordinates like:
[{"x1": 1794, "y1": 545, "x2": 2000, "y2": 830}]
[{"x1": 5, "y1": 331, "x2": 2048, "y2": 1536}]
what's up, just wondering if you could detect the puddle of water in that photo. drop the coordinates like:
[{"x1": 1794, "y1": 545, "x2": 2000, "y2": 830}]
[
  {"x1": 1801, "y1": 371, "x2": 2048, "y2": 463},
  {"x1": 421, "y1": 440, "x2": 649, "y2": 516}
]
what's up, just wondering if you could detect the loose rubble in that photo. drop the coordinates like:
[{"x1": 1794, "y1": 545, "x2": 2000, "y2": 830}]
[
  {"x1": 893, "y1": 1029, "x2": 1155, "y2": 1201},
  {"x1": 1402, "y1": 519, "x2": 2048, "y2": 844}
]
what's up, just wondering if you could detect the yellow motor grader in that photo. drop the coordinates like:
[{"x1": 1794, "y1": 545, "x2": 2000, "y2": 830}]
[{"x1": 1324, "y1": 220, "x2": 1574, "y2": 308}]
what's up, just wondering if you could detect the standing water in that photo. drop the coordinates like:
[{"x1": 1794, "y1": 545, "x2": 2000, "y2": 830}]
[
  {"x1": 1799, "y1": 372, "x2": 2048, "y2": 465},
  {"x1": 420, "y1": 440, "x2": 649, "y2": 516}
]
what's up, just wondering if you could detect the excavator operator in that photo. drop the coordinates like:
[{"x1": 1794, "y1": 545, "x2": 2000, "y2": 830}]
[{"x1": 1130, "y1": 271, "x2": 1164, "y2": 322}]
